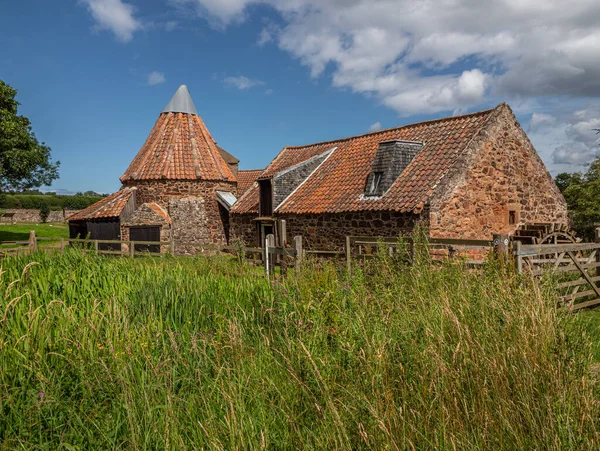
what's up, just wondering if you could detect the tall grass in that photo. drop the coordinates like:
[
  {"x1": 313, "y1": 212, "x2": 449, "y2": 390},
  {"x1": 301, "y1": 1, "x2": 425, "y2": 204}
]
[{"x1": 0, "y1": 247, "x2": 598, "y2": 449}]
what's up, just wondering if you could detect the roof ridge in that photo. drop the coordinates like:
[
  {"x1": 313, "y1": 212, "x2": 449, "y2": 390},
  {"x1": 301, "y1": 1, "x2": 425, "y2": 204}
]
[{"x1": 284, "y1": 106, "x2": 497, "y2": 150}]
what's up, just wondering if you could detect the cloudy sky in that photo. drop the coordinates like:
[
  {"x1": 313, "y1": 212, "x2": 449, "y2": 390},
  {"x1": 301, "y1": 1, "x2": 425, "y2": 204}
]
[{"x1": 1, "y1": 0, "x2": 599, "y2": 193}]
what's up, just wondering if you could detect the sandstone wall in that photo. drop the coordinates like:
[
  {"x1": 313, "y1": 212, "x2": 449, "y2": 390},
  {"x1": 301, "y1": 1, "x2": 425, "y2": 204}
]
[
  {"x1": 274, "y1": 211, "x2": 421, "y2": 251},
  {"x1": 0, "y1": 209, "x2": 80, "y2": 223},
  {"x1": 429, "y1": 105, "x2": 568, "y2": 240}
]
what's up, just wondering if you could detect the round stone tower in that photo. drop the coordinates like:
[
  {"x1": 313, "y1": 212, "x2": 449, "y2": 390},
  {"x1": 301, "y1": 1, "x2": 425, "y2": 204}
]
[{"x1": 120, "y1": 85, "x2": 238, "y2": 244}]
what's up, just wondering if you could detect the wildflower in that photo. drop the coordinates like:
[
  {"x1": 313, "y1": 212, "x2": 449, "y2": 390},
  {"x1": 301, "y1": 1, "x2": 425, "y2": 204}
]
[
  {"x1": 38, "y1": 392, "x2": 45, "y2": 400},
  {"x1": 297, "y1": 321, "x2": 303, "y2": 326}
]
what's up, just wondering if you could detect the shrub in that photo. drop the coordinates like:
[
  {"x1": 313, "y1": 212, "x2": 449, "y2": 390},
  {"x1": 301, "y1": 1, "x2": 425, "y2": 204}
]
[{"x1": 39, "y1": 200, "x2": 50, "y2": 223}]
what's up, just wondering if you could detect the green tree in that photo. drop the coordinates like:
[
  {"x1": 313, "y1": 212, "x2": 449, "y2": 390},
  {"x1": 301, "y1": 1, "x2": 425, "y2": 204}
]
[
  {"x1": 39, "y1": 199, "x2": 50, "y2": 223},
  {"x1": 556, "y1": 152, "x2": 600, "y2": 240},
  {"x1": 0, "y1": 80, "x2": 59, "y2": 191}
]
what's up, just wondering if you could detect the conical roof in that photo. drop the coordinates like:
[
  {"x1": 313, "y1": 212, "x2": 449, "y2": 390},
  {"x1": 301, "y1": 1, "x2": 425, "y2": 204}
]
[
  {"x1": 162, "y1": 85, "x2": 198, "y2": 115},
  {"x1": 120, "y1": 85, "x2": 236, "y2": 183}
]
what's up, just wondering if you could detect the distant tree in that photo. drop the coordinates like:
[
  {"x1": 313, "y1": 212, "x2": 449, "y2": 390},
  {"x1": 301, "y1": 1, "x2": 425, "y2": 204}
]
[
  {"x1": 0, "y1": 80, "x2": 59, "y2": 192},
  {"x1": 39, "y1": 200, "x2": 50, "y2": 223},
  {"x1": 556, "y1": 155, "x2": 600, "y2": 240}
]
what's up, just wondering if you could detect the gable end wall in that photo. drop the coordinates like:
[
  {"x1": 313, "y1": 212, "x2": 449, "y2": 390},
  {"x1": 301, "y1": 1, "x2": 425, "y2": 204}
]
[{"x1": 429, "y1": 104, "x2": 568, "y2": 240}]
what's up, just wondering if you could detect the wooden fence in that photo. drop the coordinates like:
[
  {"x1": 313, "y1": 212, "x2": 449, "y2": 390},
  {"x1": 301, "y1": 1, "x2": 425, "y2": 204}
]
[
  {"x1": 1, "y1": 230, "x2": 504, "y2": 275},
  {"x1": 514, "y1": 238, "x2": 600, "y2": 311},
  {"x1": 0, "y1": 231, "x2": 303, "y2": 276}
]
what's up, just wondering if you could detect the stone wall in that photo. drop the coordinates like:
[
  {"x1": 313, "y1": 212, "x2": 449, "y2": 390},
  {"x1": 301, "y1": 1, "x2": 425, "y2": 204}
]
[
  {"x1": 0, "y1": 209, "x2": 80, "y2": 223},
  {"x1": 266, "y1": 211, "x2": 421, "y2": 251},
  {"x1": 230, "y1": 213, "x2": 258, "y2": 247},
  {"x1": 429, "y1": 105, "x2": 569, "y2": 240},
  {"x1": 120, "y1": 203, "x2": 171, "y2": 253},
  {"x1": 123, "y1": 179, "x2": 236, "y2": 245},
  {"x1": 272, "y1": 150, "x2": 332, "y2": 208}
]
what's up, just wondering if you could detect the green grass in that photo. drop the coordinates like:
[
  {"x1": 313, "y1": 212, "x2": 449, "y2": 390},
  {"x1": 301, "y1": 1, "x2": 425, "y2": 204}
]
[
  {"x1": 571, "y1": 309, "x2": 600, "y2": 361},
  {"x1": 0, "y1": 223, "x2": 68, "y2": 250},
  {"x1": 0, "y1": 246, "x2": 598, "y2": 449}
]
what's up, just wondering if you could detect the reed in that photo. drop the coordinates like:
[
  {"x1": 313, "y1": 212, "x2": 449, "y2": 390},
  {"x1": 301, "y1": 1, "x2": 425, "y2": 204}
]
[{"x1": 0, "y1": 246, "x2": 597, "y2": 449}]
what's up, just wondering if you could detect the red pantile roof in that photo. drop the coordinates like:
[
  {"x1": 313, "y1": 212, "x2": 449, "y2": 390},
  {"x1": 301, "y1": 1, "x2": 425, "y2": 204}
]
[
  {"x1": 68, "y1": 188, "x2": 135, "y2": 221},
  {"x1": 120, "y1": 112, "x2": 236, "y2": 183},
  {"x1": 232, "y1": 106, "x2": 498, "y2": 215},
  {"x1": 237, "y1": 169, "x2": 263, "y2": 195},
  {"x1": 146, "y1": 202, "x2": 171, "y2": 224}
]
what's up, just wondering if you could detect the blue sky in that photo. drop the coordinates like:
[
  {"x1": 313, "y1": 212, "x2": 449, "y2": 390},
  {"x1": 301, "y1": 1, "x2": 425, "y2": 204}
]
[{"x1": 1, "y1": 0, "x2": 599, "y2": 194}]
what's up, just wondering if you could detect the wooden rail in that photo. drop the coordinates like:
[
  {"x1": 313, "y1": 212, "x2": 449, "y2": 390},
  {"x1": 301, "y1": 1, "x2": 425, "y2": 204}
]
[{"x1": 514, "y1": 237, "x2": 600, "y2": 311}]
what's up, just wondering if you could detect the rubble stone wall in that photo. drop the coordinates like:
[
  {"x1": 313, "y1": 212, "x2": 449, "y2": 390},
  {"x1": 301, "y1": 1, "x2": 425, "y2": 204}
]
[
  {"x1": 122, "y1": 179, "x2": 236, "y2": 245},
  {"x1": 1, "y1": 209, "x2": 79, "y2": 223},
  {"x1": 429, "y1": 106, "x2": 569, "y2": 240}
]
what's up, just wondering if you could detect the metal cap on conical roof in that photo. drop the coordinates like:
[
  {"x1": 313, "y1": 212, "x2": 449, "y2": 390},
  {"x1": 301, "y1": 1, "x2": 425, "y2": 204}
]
[{"x1": 162, "y1": 85, "x2": 198, "y2": 115}]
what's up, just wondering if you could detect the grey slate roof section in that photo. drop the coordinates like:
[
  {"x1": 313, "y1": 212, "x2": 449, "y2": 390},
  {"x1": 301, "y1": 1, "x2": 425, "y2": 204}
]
[
  {"x1": 216, "y1": 191, "x2": 238, "y2": 210},
  {"x1": 162, "y1": 85, "x2": 198, "y2": 115}
]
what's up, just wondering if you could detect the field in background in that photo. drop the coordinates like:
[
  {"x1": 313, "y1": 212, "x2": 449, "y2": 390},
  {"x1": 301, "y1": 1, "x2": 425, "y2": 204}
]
[
  {"x1": 0, "y1": 247, "x2": 599, "y2": 449},
  {"x1": 0, "y1": 223, "x2": 69, "y2": 252}
]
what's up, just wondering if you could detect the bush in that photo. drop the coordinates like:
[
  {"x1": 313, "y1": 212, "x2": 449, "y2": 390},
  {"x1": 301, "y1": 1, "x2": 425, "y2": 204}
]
[
  {"x1": 0, "y1": 194, "x2": 104, "y2": 211},
  {"x1": 39, "y1": 200, "x2": 50, "y2": 223}
]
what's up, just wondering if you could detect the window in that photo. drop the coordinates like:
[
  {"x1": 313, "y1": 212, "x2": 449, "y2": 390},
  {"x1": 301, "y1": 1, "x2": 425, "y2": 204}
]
[
  {"x1": 509, "y1": 210, "x2": 517, "y2": 225},
  {"x1": 367, "y1": 172, "x2": 383, "y2": 196}
]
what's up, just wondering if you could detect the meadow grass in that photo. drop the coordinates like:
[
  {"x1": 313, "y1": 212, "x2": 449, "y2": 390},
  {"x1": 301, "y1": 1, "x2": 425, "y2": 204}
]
[
  {"x1": 0, "y1": 223, "x2": 69, "y2": 251},
  {"x1": 0, "y1": 246, "x2": 598, "y2": 449}
]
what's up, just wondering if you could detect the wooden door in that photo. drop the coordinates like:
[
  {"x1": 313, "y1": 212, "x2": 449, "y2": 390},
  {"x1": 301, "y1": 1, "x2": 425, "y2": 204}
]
[{"x1": 130, "y1": 226, "x2": 160, "y2": 253}]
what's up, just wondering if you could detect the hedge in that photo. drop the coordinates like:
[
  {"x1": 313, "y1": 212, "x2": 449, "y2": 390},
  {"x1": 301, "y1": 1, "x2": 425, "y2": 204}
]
[{"x1": 0, "y1": 194, "x2": 104, "y2": 210}]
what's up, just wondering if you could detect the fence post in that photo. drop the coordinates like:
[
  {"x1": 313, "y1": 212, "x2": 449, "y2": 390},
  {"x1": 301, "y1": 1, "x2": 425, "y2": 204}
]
[
  {"x1": 595, "y1": 228, "x2": 600, "y2": 277},
  {"x1": 514, "y1": 239, "x2": 522, "y2": 273},
  {"x1": 265, "y1": 234, "x2": 275, "y2": 277},
  {"x1": 345, "y1": 236, "x2": 352, "y2": 273},
  {"x1": 29, "y1": 230, "x2": 37, "y2": 254},
  {"x1": 294, "y1": 236, "x2": 303, "y2": 271},
  {"x1": 280, "y1": 220, "x2": 287, "y2": 275},
  {"x1": 493, "y1": 234, "x2": 510, "y2": 259},
  {"x1": 94, "y1": 240, "x2": 99, "y2": 253},
  {"x1": 60, "y1": 238, "x2": 65, "y2": 253},
  {"x1": 130, "y1": 242, "x2": 135, "y2": 258},
  {"x1": 170, "y1": 238, "x2": 175, "y2": 255}
]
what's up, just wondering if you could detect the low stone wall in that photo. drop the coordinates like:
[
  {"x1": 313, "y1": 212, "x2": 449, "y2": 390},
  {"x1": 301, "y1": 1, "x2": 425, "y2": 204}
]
[
  {"x1": 0, "y1": 209, "x2": 80, "y2": 223},
  {"x1": 278, "y1": 211, "x2": 422, "y2": 251},
  {"x1": 231, "y1": 210, "x2": 422, "y2": 251}
]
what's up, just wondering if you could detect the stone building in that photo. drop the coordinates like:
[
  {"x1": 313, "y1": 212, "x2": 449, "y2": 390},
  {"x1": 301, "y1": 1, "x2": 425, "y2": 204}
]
[
  {"x1": 230, "y1": 103, "x2": 568, "y2": 250},
  {"x1": 68, "y1": 85, "x2": 262, "y2": 252}
]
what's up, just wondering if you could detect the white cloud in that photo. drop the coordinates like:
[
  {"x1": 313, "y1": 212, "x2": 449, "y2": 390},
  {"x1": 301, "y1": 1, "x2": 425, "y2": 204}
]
[
  {"x1": 147, "y1": 71, "x2": 166, "y2": 85},
  {"x1": 368, "y1": 122, "x2": 382, "y2": 132},
  {"x1": 176, "y1": 0, "x2": 600, "y2": 172},
  {"x1": 224, "y1": 75, "x2": 265, "y2": 90},
  {"x1": 264, "y1": 88, "x2": 274, "y2": 95},
  {"x1": 528, "y1": 113, "x2": 555, "y2": 132},
  {"x1": 80, "y1": 0, "x2": 142, "y2": 42},
  {"x1": 176, "y1": 0, "x2": 600, "y2": 114}
]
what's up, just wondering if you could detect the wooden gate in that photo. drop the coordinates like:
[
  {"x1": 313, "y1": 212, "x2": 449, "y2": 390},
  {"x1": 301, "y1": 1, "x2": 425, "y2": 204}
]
[{"x1": 514, "y1": 241, "x2": 600, "y2": 310}]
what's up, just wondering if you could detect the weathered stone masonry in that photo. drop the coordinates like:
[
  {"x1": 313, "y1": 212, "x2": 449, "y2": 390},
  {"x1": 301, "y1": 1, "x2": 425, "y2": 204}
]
[
  {"x1": 123, "y1": 179, "x2": 236, "y2": 245},
  {"x1": 429, "y1": 107, "x2": 568, "y2": 240},
  {"x1": 272, "y1": 211, "x2": 422, "y2": 251}
]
